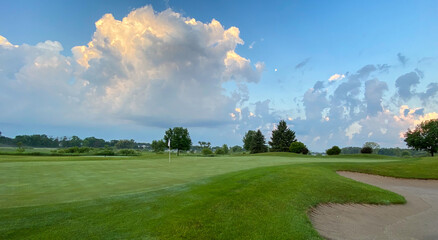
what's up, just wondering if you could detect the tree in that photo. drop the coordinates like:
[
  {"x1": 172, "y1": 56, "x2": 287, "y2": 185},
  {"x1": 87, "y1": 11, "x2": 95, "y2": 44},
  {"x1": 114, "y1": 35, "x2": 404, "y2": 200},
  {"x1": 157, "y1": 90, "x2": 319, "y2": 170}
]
[
  {"x1": 230, "y1": 145, "x2": 243, "y2": 153},
  {"x1": 164, "y1": 127, "x2": 192, "y2": 156},
  {"x1": 250, "y1": 130, "x2": 268, "y2": 154},
  {"x1": 198, "y1": 141, "x2": 211, "y2": 149},
  {"x1": 115, "y1": 139, "x2": 136, "y2": 149},
  {"x1": 222, "y1": 144, "x2": 229, "y2": 154},
  {"x1": 289, "y1": 141, "x2": 307, "y2": 154},
  {"x1": 405, "y1": 119, "x2": 438, "y2": 156},
  {"x1": 83, "y1": 137, "x2": 106, "y2": 148},
  {"x1": 363, "y1": 142, "x2": 380, "y2": 154},
  {"x1": 243, "y1": 130, "x2": 256, "y2": 151},
  {"x1": 326, "y1": 146, "x2": 341, "y2": 155},
  {"x1": 361, "y1": 146, "x2": 373, "y2": 154},
  {"x1": 215, "y1": 148, "x2": 225, "y2": 154},
  {"x1": 269, "y1": 120, "x2": 296, "y2": 152},
  {"x1": 151, "y1": 140, "x2": 166, "y2": 152}
]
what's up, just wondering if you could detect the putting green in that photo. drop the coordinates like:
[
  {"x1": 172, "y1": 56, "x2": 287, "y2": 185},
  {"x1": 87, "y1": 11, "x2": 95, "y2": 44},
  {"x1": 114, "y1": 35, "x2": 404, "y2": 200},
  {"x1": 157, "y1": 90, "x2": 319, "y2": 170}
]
[{"x1": 0, "y1": 153, "x2": 395, "y2": 208}]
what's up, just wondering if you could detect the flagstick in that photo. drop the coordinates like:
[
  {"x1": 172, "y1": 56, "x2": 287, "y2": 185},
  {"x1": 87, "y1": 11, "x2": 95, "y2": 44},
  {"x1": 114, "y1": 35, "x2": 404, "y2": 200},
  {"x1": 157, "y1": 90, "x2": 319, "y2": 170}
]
[{"x1": 168, "y1": 139, "x2": 171, "y2": 163}]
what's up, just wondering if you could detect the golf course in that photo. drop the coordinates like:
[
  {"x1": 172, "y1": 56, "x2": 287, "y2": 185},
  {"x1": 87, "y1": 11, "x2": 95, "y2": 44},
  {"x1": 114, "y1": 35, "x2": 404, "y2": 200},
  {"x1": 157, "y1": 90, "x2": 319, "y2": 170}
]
[{"x1": 1, "y1": 153, "x2": 437, "y2": 239}]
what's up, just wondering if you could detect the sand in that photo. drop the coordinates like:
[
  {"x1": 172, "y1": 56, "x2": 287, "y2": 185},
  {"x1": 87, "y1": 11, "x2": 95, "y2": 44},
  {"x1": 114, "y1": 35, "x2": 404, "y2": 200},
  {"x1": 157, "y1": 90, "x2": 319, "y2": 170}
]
[{"x1": 309, "y1": 171, "x2": 438, "y2": 240}]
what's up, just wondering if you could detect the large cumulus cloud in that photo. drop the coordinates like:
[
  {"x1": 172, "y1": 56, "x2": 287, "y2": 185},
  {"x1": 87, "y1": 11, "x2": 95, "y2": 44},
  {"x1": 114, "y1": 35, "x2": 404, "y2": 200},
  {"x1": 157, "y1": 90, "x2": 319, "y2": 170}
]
[{"x1": 0, "y1": 6, "x2": 263, "y2": 128}]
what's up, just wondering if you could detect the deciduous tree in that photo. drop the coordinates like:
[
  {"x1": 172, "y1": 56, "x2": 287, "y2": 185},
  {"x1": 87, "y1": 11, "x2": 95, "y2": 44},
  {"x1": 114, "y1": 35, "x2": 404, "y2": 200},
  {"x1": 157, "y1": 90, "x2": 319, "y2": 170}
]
[
  {"x1": 405, "y1": 119, "x2": 438, "y2": 157},
  {"x1": 164, "y1": 127, "x2": 192, "y2": 156}
]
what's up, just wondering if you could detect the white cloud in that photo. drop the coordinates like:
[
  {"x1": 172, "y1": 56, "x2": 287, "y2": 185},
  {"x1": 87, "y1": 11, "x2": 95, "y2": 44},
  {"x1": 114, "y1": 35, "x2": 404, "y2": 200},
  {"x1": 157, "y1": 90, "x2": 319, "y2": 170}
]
[
  {"x1": 328, "y1": 73, "x2": 345, "y2": 82},
  {"x1": 249, "y1": 41, "x2": 255, "y2": 49},
  {"x1": 345, "y1": 121, "x2": 362, "y2": 140},
  {"x1": 1, "y1": 6, "x2": 263, "y2": 128}
]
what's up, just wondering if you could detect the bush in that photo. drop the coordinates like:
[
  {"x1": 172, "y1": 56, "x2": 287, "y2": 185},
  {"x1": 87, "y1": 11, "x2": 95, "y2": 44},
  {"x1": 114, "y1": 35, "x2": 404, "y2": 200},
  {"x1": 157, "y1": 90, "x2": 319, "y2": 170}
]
[
  {"x1": 289, "y1": 141, "x2": 307, "y2": 154},
  {"x1": 302, "y1": 147, "x2": 309, "y2": 155},
  {"x1": 215, "y1": 148, "x2": 225, "y2": 155},
  {"x1": 117, "y1": 149, "x2": 139, "y2": 156},
  {"x1": 201, "y1": 148, "x2": 213, "y2": 155},
  {"x1": 401, "y1": 150, "x2": 411, "y2": 157},
  {"x1": 95, "y1": 147, "x2": 115, "y2": 156},
  {"x1": 360, "y1": 146, "x2": 373, "y2": 154},
  {"x1": 326, "y1": 146, "x2": 341, "y2": 155}
]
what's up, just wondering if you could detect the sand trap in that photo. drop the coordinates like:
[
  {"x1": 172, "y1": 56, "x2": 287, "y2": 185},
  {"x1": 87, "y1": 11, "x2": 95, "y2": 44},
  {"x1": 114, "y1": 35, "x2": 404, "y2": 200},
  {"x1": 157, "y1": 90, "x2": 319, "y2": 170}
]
[{"x1": 310, "y1": 171, "x2": 438, "y2": 240}]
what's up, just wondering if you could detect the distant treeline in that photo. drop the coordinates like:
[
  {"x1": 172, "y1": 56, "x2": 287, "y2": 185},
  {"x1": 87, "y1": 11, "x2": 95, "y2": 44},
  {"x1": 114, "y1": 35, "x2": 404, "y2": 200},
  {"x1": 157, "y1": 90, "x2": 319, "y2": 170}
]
[
  {"x1": 341, "y1": 147, "x2": 427, "y2": 157},
  {"x1": 0, "y1": 134, "x2": 151, "y2": 149}
]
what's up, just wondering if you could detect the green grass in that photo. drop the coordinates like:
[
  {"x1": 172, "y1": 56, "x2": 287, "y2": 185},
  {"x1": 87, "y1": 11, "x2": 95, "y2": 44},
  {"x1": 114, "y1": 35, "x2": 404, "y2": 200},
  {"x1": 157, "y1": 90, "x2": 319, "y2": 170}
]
[{"x1": 0, "y1": 153, "x2": 436, "y2": 239}]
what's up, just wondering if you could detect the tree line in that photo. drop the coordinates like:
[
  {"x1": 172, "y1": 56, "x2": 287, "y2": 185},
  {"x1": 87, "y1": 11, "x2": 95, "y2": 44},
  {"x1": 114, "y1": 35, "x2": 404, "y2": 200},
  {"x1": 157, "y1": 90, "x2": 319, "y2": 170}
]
[{"x1": 0, "y1": 134, "x2": 149, "y2": 149}]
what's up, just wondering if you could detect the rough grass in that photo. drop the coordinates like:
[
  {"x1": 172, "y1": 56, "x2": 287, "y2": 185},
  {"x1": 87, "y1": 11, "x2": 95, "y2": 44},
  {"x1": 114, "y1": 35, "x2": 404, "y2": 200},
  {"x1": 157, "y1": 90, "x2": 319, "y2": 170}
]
[{"x1": 0, "y1": 153, "x2": 436, "y2": 239}]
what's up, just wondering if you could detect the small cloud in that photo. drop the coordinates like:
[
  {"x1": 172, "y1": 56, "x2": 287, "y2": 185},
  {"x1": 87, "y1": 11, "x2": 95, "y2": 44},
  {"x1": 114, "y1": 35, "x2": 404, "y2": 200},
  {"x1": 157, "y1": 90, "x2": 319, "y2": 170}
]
[
  {"x1": 395, "y1": 72, "x2": 420, "y2": 101},
  {"x1": 295, "y1": 58, "x2": 310, "y2": 69},
  {"x1": 235, "y1": 108, "x2": 241, "y2": 113},
  {"x1": 345, "y1": 121, "x2": 362, "y2": 140},
  {"x1": 397, "y1": 53, "x2": 408, "y2": 66},
  {"x1": 328, "y1": 73, "x2": 345, "y2": 82},
  {"x1": 288, "y1": 117, "x2": 293, "y2": 121}
]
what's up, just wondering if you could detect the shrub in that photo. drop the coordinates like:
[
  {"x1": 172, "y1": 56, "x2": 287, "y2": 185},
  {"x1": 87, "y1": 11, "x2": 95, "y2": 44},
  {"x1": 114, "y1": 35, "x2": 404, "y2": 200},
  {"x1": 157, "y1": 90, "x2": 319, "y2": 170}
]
[
  {"x1": 95, "y1": 147, "x2": 115, "y2": 156},
  {"x1": 302, "y1": 147, "x2": 309, "y2": 155},
  {"x1": 117, "y1": 149, "x2": 139, "y2": 156},
  {"x1": 215, "y1": 148, "x2": 225, "y2": 155},
  {"x1": 401, "y1": 150, "x2": 411, "y2": 157},
  {"x1": 326, "y1": 146, "x2": 341, "y2": 155},
  {"x1": 201, "y1": 148, "x2": 213, "y2": 155},
  {"x1": 360, "y1": 146, "x2": 373, "y2": 154},
  {"x1": 289, "y1": 141, "x2": 306, "y2": 154}
]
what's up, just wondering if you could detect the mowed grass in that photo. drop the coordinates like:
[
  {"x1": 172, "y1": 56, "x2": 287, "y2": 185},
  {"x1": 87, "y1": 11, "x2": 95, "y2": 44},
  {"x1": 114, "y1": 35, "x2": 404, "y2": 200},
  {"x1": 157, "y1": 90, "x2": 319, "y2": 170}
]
[
  {"x1": 0, "y1": 153, "x2": 436, "y2": 239},
  {"x1": 0, "y1": 153, "x2": 395, "y2": 208}
]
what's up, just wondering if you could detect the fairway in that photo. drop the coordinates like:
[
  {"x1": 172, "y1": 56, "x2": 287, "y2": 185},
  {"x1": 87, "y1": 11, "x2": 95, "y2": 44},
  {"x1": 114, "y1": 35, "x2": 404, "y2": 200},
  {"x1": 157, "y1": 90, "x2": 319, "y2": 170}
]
[{"x1": 0, "y1": 153, "x2": 395, "y2": 208}]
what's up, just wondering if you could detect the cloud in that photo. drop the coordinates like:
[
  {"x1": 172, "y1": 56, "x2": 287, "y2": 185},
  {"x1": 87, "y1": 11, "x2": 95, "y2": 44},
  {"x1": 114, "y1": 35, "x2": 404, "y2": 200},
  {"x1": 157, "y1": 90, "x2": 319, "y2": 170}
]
[
  {"x1": 328, "y1": 73, "x2": 345, "y2": 82},
  {"x1": 395, "y1": 72, "x2": 420, "y2": 101},
  {"x1": 1, "y1": 6, "x2": 264, "y2": 129},
  {"x1": 0, "y1": 37, "x2": 80, "y2": 125},
  {"x1": 295, "y1": 58, "x2": 310, "y2": 69},
  {"x1": 0, "y1": 36, "x2": 15, "y2": 47},
  {"x1": 303, "y1": 87, "x2": 328, "y2": 120},
  {"x1": 419, "y1": 83, "x2": 438, "y2": 105},
  {"x1": 313, "y1": 81, "x2": 324, "y2": 90},
  {"x1": 345, "y1": 121, "x2": 362, "y2": 140},
  {"x1": 397, "y1": 53, "x2": 408, "y2": 66},
  {"x1": 364, "y1": 79, "x2": 388, "y2": 116}
]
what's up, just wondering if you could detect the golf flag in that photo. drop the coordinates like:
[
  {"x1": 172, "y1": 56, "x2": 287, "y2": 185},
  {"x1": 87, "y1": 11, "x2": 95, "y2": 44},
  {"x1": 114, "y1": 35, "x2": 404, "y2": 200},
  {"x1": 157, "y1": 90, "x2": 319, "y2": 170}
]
[{"x1": 168, "y1": 139, "x2": 171, "y2": 163}]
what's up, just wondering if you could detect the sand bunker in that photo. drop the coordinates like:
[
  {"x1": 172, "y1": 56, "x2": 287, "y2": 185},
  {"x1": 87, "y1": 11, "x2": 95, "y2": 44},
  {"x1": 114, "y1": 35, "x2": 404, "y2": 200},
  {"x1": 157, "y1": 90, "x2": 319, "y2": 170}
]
[{"x1": 310, "y1": 171, "x2": 438, "y2": 240}]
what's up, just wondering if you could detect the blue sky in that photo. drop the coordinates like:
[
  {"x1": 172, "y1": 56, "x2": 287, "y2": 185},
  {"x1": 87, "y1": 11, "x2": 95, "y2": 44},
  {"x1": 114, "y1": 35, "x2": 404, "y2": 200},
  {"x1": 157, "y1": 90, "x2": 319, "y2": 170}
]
[{"x1": 1, "y1": 0, "x2": 437, "y2": 151}]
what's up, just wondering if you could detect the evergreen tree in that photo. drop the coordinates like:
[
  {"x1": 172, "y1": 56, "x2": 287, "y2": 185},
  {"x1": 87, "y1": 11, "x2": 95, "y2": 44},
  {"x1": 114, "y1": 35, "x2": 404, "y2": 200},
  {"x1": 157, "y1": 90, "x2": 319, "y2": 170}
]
[
  {"x1": 243, "y1": 130, "x2": 256, "y2": 151},
  {"x1": 269, "y1": 120, "x2": 296, "y2": 152},
  {"x1": 250, "y1": 130, "x2": 268, "y2": 154}
]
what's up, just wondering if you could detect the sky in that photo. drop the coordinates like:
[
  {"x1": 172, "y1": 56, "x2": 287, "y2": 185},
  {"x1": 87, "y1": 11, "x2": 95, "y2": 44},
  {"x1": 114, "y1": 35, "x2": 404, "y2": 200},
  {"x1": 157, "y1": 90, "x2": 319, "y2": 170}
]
[{"x1": 1, "y1": 0, "x2": 437, "y2": 151}]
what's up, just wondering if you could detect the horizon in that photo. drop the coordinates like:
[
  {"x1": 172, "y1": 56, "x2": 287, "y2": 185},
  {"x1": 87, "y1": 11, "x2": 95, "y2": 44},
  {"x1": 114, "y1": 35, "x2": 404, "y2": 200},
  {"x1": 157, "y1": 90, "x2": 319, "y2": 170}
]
[{"x1": 1, "y1": 0, "x2": 437, "y2": 151}]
